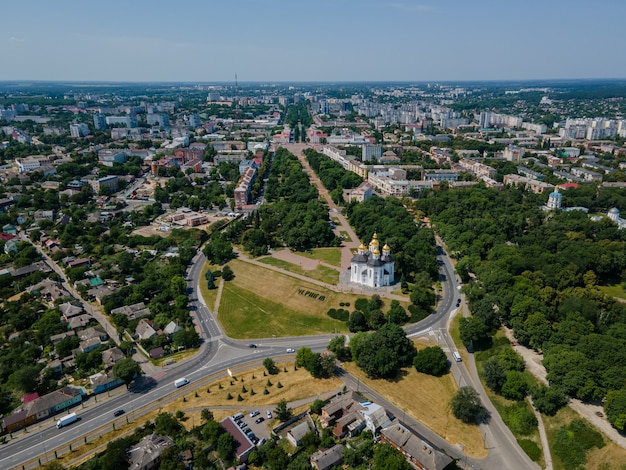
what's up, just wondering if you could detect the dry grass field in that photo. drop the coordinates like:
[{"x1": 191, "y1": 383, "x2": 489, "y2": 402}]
[{"x1": 343, "y1": 338, "x2": 487, "y2": 459}]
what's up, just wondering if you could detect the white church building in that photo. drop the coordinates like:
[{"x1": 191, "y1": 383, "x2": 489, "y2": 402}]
[{"x1": 350, "y1": 233, "x2": 395, "y2": 288}]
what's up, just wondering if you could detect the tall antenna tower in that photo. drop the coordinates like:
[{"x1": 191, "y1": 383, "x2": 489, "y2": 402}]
[{"x1": 234, "y1": 73, "x2": 240, "y2": 120}]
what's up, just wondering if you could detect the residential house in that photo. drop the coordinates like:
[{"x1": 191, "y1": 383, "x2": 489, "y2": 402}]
[
  {"x1": 25, "y1": 276, "x2": 65, "y2": 301},
  {"x1": 67, "y1": 258, "x2": 91, "y2": 269},
  {"x1": 379, "y1": 422, "x2": 452, "y2": 470},
  {"x1": 79, "y1": 337, "x2": 104, "y2": 354},
  {"x1": 128, "y1": 434, "x2": 175, "y2": 470},
  {"x1": 68, "y1": 314, "x2": 92, "y2": 330},
  {"x1": 333, "y1": 407, "x2": 365, "y2": 438},
  {"x1": 102, "y1": 347, "x2": 125, "y2": 370},
  {"x1": 220, "y1": 416, "x2": 255, "y2": 462},
  {"x1": 79, "y1": 326, "x2": 108, "y2": 342},
  {"x1": 110, "y1": 302, "x2": 151, "y2": 321},
  {"x1": 50, "y1": 330, "x2": 76, "y2": 345},
  {"x1": 359, "y1": 403, "x2": 392, "y2": 435},
  {"x1": 149, "y1": 347, "x2": 165, "y2": 359},
  {"x1": 59, "y1": 301, "x2": 84, "y2": 321},
  {"x1": 47, "y1": 359, "x2": 63, "y2": 376},
  {"x1": 2, "y1": 386, "x2": 83, "y2": 432},
  {"x1": 163, "y1": 321, "x2": 183, "y2": 337},
  {"x1": 310, "y1": 444, "x2": 345, "y2": 470},
  {"x1": 10, "y1": 260, "x2": 52, "y2": 277},
  {"x1": 136, "y1": 319, "x2": 158, "y2": 340},
  {"x1": 320, "y1": 392, "x2": 362, "y2": 428},
  {"x1": 90, "y1": 372, "x2": 125, "y2": 394},
  {"x1": 287, "y1": 420, "x2": 312, "y2": 447}
]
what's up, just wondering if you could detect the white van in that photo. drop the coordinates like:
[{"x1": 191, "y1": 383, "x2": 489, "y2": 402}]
[
  {"x1": 174, "y1": 378, "x2": 189, "y2": 388},
  {"x1": 452, "y1": 351, "x2": 462, "y2": 362}
]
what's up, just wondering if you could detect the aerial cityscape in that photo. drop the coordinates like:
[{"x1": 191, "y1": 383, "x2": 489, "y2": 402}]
[{"x1": 2, "y1": 2, "x2": 626, "y2": 470}]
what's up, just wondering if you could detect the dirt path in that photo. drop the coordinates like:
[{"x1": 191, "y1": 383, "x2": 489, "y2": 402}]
[
  {"x1": 504, "y1": 327, "x2": 626, "y2": 450},
  {"x1": 269, "y1": 249, "x2": 340, "y2": 272},
  {"x1": 283, "y1": 143, "x2": 363, "y2": 271}
]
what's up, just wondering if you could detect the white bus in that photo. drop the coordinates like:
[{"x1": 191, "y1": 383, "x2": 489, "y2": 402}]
[{"x1": 452, "y1": 351, "x2": 462, "y2": 362}]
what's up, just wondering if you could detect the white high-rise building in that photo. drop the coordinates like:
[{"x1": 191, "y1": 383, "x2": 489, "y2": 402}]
[{"x1": 69, "y1": 123, "x2": 90, "y2": 138}]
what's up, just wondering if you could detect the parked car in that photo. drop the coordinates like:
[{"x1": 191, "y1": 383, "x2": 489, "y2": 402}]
[
  {"x1": 266, "y1": 410, "x2": 272, "y2": 419},
  {"x1": 250, "y1": 410, "x2": 260, "y2": 418},
  {"x1": 255, "y1": 416, "x2": 265, "y2": 424}
]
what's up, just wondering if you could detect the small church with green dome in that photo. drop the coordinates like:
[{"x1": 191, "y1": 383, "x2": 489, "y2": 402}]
[{"x1": 349, "y1": 233, "x2": 395, "y2": 288}]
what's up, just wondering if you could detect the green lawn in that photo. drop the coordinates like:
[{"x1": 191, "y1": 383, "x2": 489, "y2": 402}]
[
  {"x1": 296, "y1": 247, "x2": 343, "y2": 267},
  {"x1": 599, "y1": 283, "x2": 626, "y2": 300},
  {"x1": 339, "y1": 231, "x2": 352, "y2": 242},
  {"x1": 258, "y1": 256, "x2": 340, "y2": 284},
  {"x1": 199, "y1": 263, "x2": 220, "y2": 311},
  {"x1": 216, "y1": 259, "x2": 354, "y2": 338}
]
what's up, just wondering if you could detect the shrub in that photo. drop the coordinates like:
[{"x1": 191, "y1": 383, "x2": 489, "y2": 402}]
[
  {"x1": 226, "y1": 392, "x2": 233, "y2": 400},
  {"x1": 503, "y1": 402, "x2": 537, "y2": 436},
  {"x1": 277, "y1": 381, "x2": 283, "y2": 388},
  {"x1": 327, "y1": 308, "x2": 349, "y2": 321},
  {"x1": 237, "y1": 394, "x2": 243, "y2": 402},
  {"x1": 263, "y1": 388, "x2": 269, "y2": 395},
  {"x1": 518, "y1": 439, "x2": 542, "y2": 462},
  {"x1": 552, "y1": 419, "x2": 604, "y2": 468}
]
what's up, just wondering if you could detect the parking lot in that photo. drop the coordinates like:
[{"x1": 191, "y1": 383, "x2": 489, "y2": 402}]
[{"x1": 232, "y1": 409, "x2": 274, "y2": 444}]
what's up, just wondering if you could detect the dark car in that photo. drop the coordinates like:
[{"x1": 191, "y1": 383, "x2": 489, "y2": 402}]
[
  {"x1": 113, "y1": 409, "x2": 125, "y2": 417},
  {"x1": 255, "y1": 416, "x2": 265, "y2": 424},
  {"x1": 249, "y1": 344, "x2": 257, "y2": 348}
]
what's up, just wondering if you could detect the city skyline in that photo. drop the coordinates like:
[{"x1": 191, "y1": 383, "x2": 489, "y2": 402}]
[{"x1": 2, "y1": 0, "x2": 626, "y2": 83}]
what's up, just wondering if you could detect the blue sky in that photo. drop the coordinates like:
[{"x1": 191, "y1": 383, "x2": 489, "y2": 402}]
[{"x1": 1, "y1": 0, "x2": 625, "y2": 82}]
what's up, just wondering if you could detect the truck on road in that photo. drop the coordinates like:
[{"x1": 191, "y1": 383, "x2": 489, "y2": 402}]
[
  {"x1": 56, "y1": 413, "x2": 78, "y2": 429},
  {"x1": 174, "y1": 378, "x2": 189, "y2": 388}
]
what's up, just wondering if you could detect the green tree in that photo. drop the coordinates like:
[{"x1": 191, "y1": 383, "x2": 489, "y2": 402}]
[
  {"x1": 450, "y1": 386, "x2": 489, "y2": 424},
  {"x1": 372, "y1": 443, "x2": 412, "y2": 470},
  {"x1": 201, "y1": 408, "x2": 214, "y2": 423},
  {"x1": 112, "y1": 357, "x2": 142, "y2": 388},
  {"x1": 413, "y1": 346, "x2": 449, "y2": 376},
  {"x1": 263, "y1": 357, "x2": 278, "y2": 375},
  {"x1": 530, "y1": 384, "x2": 568, "y2": 416},
  {"x1": 296, "y1": 347, "x2": 314, "y2": 367},
  {"x1": 354, "y1": 324, "x2": 416, "y2": 379},
  {"x1": 222, "y1": 264, "x2": 234, "y2": 281},
  {"x1": 310, "y1": 398, "x2": 325, "y2": 415},
  {"x1": 347, "y1": 310, "x2": 368, "y2": 332},
  {"x1": 217, "y1": 431, "x2": 235, "y2": 460},
  {"x1": 387, "y1": 300, "x2": 408, "y2": 325},
  {"x1": 202, "y1": 232, "x2": 234, "y2": 265},
  {"x1": 101, "y1": 436, "x2": 133, "y2": 470},
  {"x1": 9, "y1": 365, "x2": 41, "y2": 393},
  {"x1": 274, "y1": 398, "x2": 292, "y2": 421},
  {"x1": 459, "y1": 316, "x2": 491, "y2": 350},
  {"x1": 484, "y1": 357, "x2": 507, "y2": 393},
  {"x1": 501, "y1": 371, "x2": 529, "y2": 401},
  {"x1": 328, "y1": 335, "x2": 351, "y2": 362},
  {"x1": 605, "y1": 388, "x2": 626, "y2": 431}
]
